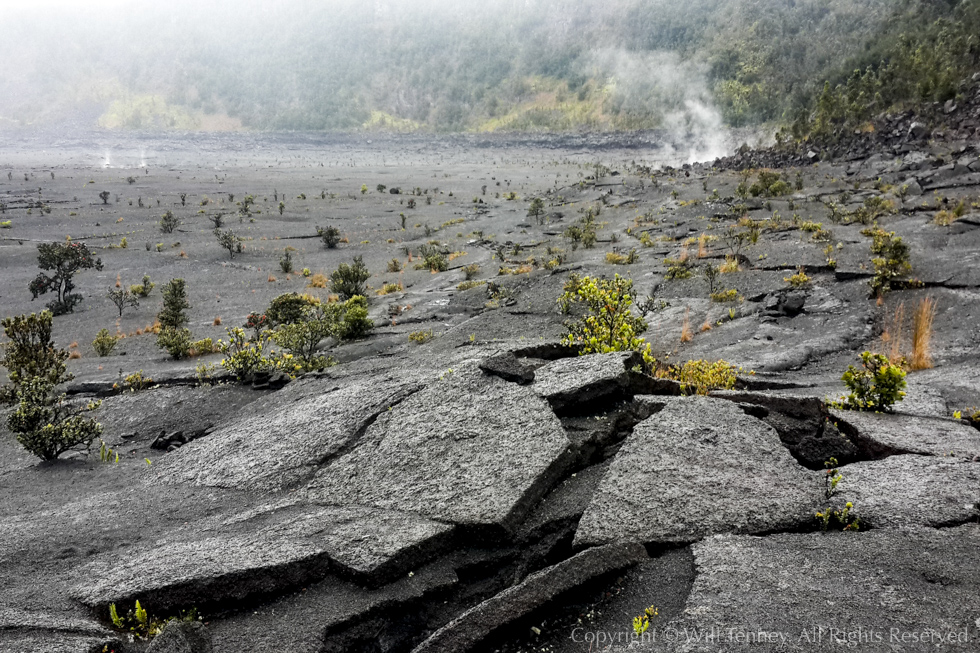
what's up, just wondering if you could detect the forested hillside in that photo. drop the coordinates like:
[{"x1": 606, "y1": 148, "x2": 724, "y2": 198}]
[{"x1": 1, "y1": 0, "x2": 977, "y2": 133}]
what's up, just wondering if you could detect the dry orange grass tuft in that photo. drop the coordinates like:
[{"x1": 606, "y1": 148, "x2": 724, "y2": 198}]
[
  {"x1": 213, "y1": 316, "x2": 222, "y2": 326},
  {"x1": 678, "y1": 245, "x2": 689, "y2": 263},
  {"x1": 910, "y1": 297, "x2": 936, "y2": 370},
  {"x1": 69, "y1": 341, "x2": 78, "y2": 349},
  {"x1": 135, "y1": 328, "x2": 143, "y2": 335},
  {"x1": 881, "y1": 302, "x2": 905, "y2": 364},
  {"x1": 268, "y1": 274, "x2": 277, "y2": 283},
  {"x1": 699, "y1": 317, "x2": 713, "y2": 333},
  {"x1": 681, "y1": 308, "x2": 693, "y2": 343},
  {"x1": 307, "y1": 273, "x2": 328, "y2": 289},
  {"x1": 115, "y1": 273, "x2": 121, "y2": 288},
  {"x1": 697, "y1": 233, "x2": 709, "y2": 258},
  {"x1": 68, "y1": 350, "x2": 81, "y2": 359},
  {"x1": 179, "y1": 250, "x2": 188, "y2": 258}
]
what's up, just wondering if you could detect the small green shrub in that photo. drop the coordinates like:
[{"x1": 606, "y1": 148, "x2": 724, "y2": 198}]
[
  {"x1": 330, "y1": 256, "x2": 371, "y2": 300},
  {"x1": 0, "y1": 311, "x2": 70, "y2": 405},
  {"x1": 863, "y1": 227, "x2": 911, "y2": 297},
  {"x1": 658, "y1": 359, "x2": 740, "y2": 396},
  {"x1": 558, "y1": 274, "x2": 653, "y2": 364},
  {"x1": 92, "y1": 329, "x2": 119, "y2": 357},
  {"x1": 837, "y1": 351, "x2": 906, "y2": 411},
  {"x1": 160, "y1": 210, "x2": 180, "y2": 233},
  {"x1": 219, "y1": 328, "x2": 279, "y2": 383},
  {"x1": 784, "y1": 267, "x2": 811, "y2": 288},
  {"x1": 129, "y1": 274, "x2": 155, "y2": 298},
  {"x1": 709, "y1": 289, "x2": 740, "y2": 303},
  {"x1": 266, "y1": 292, "x2": 321, "y2": 326},
  {"x1": 156, "y1": 327, "x2": 192, "y2": 360},
  {"x1": 317, "y1": 225, "x2": 341, "y2": 248},
  {"x1": 409, "y1": 329, "x2": 434, "y2": 344},
  {"x1": 462, "y1": 263, "x2": 480, "y2": 280}
]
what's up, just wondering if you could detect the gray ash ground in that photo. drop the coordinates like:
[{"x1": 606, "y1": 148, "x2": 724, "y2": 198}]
[{"x1": 1, "y1": 130, "x2": 978, "y2": 653}]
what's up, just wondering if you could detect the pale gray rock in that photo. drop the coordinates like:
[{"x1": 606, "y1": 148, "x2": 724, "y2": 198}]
[
  {"x1": 532, "y1": 351, "x2": 639, "y2": 411},
  {"x1": 575, "y1": 396, "x2": 819, "y2": 547},
  {"x1": 629, "y1": 526, "x2": 980, "y2": 652},
  {"x1": 149, "y1": 377, "x2": 422, "y2": 491},
  {"x1": 831, "y1": 409, "x2": 980, "y2": 459},
  {"x1": 307, "y1": 367, "x2": 572, "y2": 532},
  {"x1": 838, "y1": 455, "x2": 980, "y2": 528}
]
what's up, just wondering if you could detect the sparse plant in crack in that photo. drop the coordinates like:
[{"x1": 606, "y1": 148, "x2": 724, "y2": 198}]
[{"x1": 833, "y1": 351, "x2": 906, "y2": 412}]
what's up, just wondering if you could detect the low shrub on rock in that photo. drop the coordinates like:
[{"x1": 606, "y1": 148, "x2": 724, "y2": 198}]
[{"x1": 835, "y1": 351, "x2": 906, "y2": 411}]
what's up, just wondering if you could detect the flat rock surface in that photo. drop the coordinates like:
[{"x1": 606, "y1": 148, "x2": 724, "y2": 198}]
[
  {"x1": 307, "y1": 366, "x2": 572, "y2": 531},
  {"x1": 831, "y1": 409, "x2": 980, "y2": 459},
  {"x1": 70, "y1": 503, "x2": 453, "y2": 610},
  {"x1": 838, "y1": 455, "x2": 980, "y2": 528},
  {"x1": 532, "y1": 351, "x2": 636, "y2": 410},
  {"x1": 150, "y1": 376, "x2": 423, "y2": 491},
  {"x1": 575, "y1": 396, "x2": 820, "y2": 546},
  {"x1": 625, "y1": 526, "x2": 980, "y2": 652}
]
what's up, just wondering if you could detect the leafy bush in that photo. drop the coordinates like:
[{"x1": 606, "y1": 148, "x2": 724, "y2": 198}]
[
  {"x1": 219, "y1": 328, "x2": 278, "y2": 383},
  {"x1": 783, "y1": 267, "x2": 811, "y2": 288},
  {"x1": 415, "y1": 244, "x2": 448, "y2": 272},
  {"x1": 93, "y1": 329, "x2": 119, "y2": 357},
  {"x1": 266, "y1": 293, "x2": 321, "y2": 326},
  {"x1": 214, "y1": 228, "x2": 243, "y2": 258},
  {"x1": 330, "y1": 256, "x2": 371, "y2": 300},
  {"x1": 558, "y1": 273, "x2": 653, "y2": 364},
  {"x1": 270, "y1": 312, "x2": 334, "y2": 372},
  {"x1": 0, "y1": 311, "x2": 70, "y2": 405},
  {"x1": 317, "y1": 225, "x2": 341, "y2": 248},
  {"x1": 1, "y1": 311, "x2": 102, "y2": 459},
  {"x1": 864, "y1": 227, "x2": 911, "y2": 297},
  {"x1": 659, "y1": 359, "x2": 740, "y2": 396},
  {"x1": 279, "y1": 249, "x2": 294, "y2": 274},
  {"x1": 409, "y1": 329, "x2": 434, "y2": 344},
  {"x1": 837, "y1": 351, "x2": 906, "y2": 411},
  {"x1": 156, "y1": 327, "x2": 192, "y2": 360},
  {"x1": 7, "y1": 377, "x2": 103, "y2": 460},
  {"x1": 29, "y1": 242, "x2": 103, "y2": 315},
  {"x1": 129, "y1": 274, "x2": 155, "y2": 298},
  {"x1": 160, "y1": 211, "x2": 180, "y2": 233},
  {"x1": 709, "y1": 289, "x2": 740, "y2": 303},
  {"x1": 332, "y1": 296, "x2": 373, "y2": 340}
]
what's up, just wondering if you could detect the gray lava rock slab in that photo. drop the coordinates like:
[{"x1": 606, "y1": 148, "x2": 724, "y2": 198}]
[
  {"x1": 640, "y1": 526, "x2": 980, "y2": 652},
  {"x1": 0, "y1": 608, "x2": 113, "y2": 653},
  {"x1": 479, "y1": 351, "x2": 537, "y2": 384},
  {"x1": 411, "y1": 543, "x2": 648, "y2": 653},
  {"x1": 71, "y1": 533, "x2": 330, "y2": 612},
  {"x1": 533, "y1": 351, "x2": 638, "y2": 411},
  {"x1": 831, "y1": 409, "x2": 980, "y2": 460},
  {"x1": 307, "y1": 367, "x2": 572, "y2": 532},
  {"x1": 263, "y1": 505, "x2": 455, "y2": 582},
  {"x1": 150, "y1": 377, "x2": 422, "y2": 491},
  {"x1": 70, "y1": 504, "x2": 453, "y2": 610},
  {"x1": 575, "y1": 396, "x2": 819, "y2": 547},
  {"x1": 209, "y1": 560, "x2": 459, "y2": 653},
  {"x1": 839, "y1": 455, "x2": 980, "y2": 528}
]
